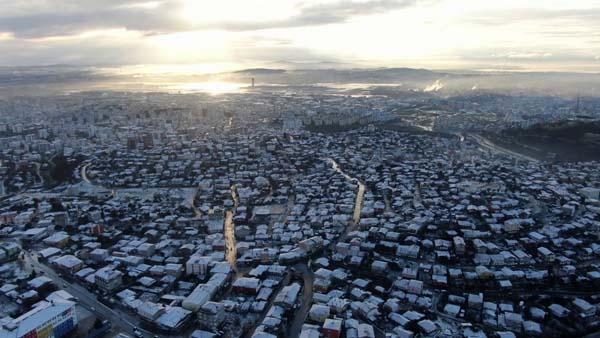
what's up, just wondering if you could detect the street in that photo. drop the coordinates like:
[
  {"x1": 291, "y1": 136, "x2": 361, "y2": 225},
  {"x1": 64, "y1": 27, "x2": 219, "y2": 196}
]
[
  {"x1": 22, "y1": 250, "x2": 160, "y2": 338},
  {"x1": 287, "y1": 263, "x2": 314, "y2": 338}
]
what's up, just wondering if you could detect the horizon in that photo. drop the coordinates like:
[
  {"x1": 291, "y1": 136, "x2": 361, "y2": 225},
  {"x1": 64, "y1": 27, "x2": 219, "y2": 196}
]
[{"x1": 3, "y1": 63, "x2": 600, "y2": 76}]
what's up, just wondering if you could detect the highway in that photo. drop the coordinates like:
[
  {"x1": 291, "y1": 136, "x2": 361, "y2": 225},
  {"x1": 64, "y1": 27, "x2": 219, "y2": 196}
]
[
  {"x1": 22, "y1": 250, "x2": 161, "y2": 338},
  {"x1": 469, "y1": 133, "x2": 540, "y2": 163}
]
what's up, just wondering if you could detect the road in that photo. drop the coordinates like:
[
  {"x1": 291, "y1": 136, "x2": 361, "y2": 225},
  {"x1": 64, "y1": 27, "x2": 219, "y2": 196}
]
[
  {"x1": 285, "y1": 158, "x2": 366, "y2": 337},
  {"x1": 326, "y1": 157, "x2": 366, "y2": 241},
  {"x1": 469, "y1": 133, "x2": 540, "y2": 163},
  {"x1": 22, "y1": 250, "x2": 160, "y2": 338},
  {"x1": 287, "y1": 263, "x2": 315, "y2": 338},
  {"x1": 80, "y1": 163, "x2": 92, "y2": 184},
  {"x1": 225, "y1": 185, "x2": 239, "y2": 272},
  {"x1": 33, "y1": 162, "x2": 44, "y2": 186}
]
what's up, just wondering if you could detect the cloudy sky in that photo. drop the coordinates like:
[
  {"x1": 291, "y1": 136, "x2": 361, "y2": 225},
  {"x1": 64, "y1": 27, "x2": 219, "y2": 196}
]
[{"x1": 1, "y1": 0, "x2": 600, "y2": 72}]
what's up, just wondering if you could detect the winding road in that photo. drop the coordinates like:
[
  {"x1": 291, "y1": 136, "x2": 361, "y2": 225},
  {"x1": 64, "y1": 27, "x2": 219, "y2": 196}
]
[
  {"x1": 288, "y1": 158, "x2": 366, "y2": 338},
  {"x1": 225, "y1": 185, "x2": 239, "y2": 272}
]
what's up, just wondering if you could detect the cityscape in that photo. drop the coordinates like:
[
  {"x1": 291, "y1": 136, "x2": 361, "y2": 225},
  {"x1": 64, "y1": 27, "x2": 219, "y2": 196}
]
[{"x1": 1, "y1": 1, "x2": 600, "y2": 338}]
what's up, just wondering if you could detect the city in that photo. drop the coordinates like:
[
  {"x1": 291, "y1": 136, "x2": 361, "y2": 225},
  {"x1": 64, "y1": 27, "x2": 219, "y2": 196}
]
[
  {"x1": 0, "y1": 88, "x2": 599, "y2": 338},
  {"x1": 2, "y1": 0, "x2": 600, "y2": 337}
]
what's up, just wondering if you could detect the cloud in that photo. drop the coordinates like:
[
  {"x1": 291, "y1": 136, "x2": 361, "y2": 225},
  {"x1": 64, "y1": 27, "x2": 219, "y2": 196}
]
[
  {"x1": 0, "y1": 31, "x2": 336, "y2": 67},
  {"x1": 0, "y1": 1, "x2": 187, "y2": 38},
  {"x1": 0, "y1": 31, "x2": 158, "y2": 66},
  {"x1": 506, "y1": 52, "x2": 553, "y2": 59},
  {"x1": 290, "y1": 0, "x2": 416, "y2": 26},
  {"x1": 168, "y1": 0, "x2": 419, "y2": 32},
  {"x1": 466, "y1": 7, "x2": 600, "y2": 26},
  {"x1": 0, "y1": 0, "x2": 598, "y2": 71},
  {"x1": 0, "y1": 0, "x2": 417, "y2": 38},
  {"x1": 0, "y1": 32, "x2": 14, "y2": 40}
]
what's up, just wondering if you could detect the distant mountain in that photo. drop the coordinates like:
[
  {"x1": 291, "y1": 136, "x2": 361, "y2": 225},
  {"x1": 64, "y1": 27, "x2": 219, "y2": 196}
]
[
  {"x1": 233, "y1": 68, "x2": 287, "y2": 75},
  {"x1": 217, "y1": 67, "x2": 449, "y2": 86}
]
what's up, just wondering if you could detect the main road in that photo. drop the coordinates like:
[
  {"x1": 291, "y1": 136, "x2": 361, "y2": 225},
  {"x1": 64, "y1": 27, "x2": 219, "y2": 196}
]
[
  {"x1": 23, "y1": 248, "x2": 162, "y2": 337},
  {"x1": 469, "y1": 133, "x2": 539, "y2": 163}
]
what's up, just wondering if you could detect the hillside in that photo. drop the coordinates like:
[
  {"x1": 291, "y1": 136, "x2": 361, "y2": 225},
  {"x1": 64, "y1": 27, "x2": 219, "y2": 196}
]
[{"x1": 496, "y1": 120, "x2": 600, "y2": 162}]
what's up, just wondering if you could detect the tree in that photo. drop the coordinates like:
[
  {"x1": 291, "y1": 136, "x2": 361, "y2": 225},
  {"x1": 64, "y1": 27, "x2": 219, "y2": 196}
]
[
  {"x1": 93, "y1": 318, "x2": 104, "y2": 329},
  {"x1": 49, "y1": 198, "x2": 65, "y2": 211},
  {"x1": 50, "y1": 155, "x2": 73, "y2": 183}
]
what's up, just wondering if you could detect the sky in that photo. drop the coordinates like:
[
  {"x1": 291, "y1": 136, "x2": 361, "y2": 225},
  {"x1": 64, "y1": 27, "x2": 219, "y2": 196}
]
[{"x1": 1, "y1": 0, "x2": 600, "y2": 73}]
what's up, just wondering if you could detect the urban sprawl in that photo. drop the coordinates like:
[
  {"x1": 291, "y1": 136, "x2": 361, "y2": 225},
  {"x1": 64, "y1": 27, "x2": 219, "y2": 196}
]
[{"x1": 0, "y1": 90, "x2": 599, "y2": 338}]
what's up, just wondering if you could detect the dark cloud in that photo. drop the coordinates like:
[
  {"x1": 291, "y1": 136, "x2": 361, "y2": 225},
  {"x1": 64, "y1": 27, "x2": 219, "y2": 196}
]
[
  {"x1": 0, "y1": 1, "x2": 187, "y2": 38},
  {"x1": 199, "y1": 0, "x2": 417, "y2": 31},
  {"x1": 0, "y1": 31, "x2": 337, "y2": 67},
  {"x1": 466, "y1": 7, "x2": 600, "y2": 26},
  {"x1": 0, "y1": 35, "x2": 156, "y2": 66},
  {"x1": 0, "y1": 0, "x2": 417, "y2": 38}
]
